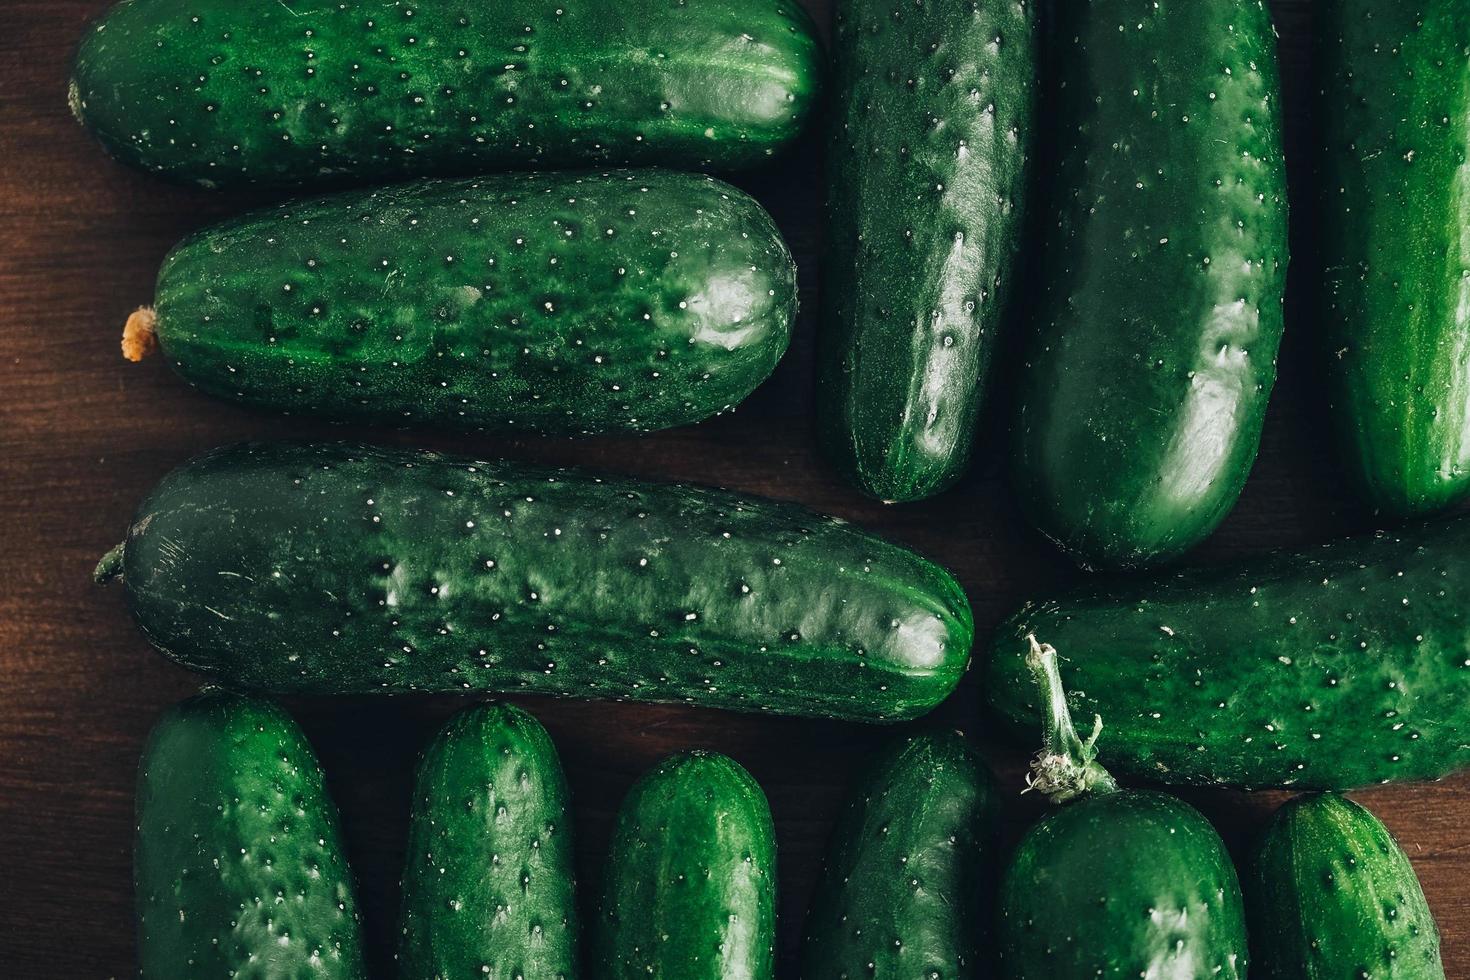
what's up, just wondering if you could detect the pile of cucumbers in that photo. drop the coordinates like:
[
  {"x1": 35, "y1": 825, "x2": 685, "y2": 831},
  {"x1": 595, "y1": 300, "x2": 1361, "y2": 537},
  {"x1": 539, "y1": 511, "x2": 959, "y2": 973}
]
[{"x1": 70, "y1": 0, "x2": 1469, "y2": 975}]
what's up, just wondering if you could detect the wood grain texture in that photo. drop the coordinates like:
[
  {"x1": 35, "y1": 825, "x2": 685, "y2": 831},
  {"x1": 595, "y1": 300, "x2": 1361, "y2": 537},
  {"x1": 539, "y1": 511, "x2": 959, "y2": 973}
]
[{"x1": 7, "y1": 1, "x2": 1468, "y2": 977}]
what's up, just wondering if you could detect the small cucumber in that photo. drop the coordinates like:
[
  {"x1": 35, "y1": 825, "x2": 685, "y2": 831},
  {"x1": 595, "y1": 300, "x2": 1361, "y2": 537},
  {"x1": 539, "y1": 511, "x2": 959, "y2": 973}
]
[
  {"x1": 1320, "y1": 2, "x2": 1470, "y2": 517},
  {"x1": 135, "y1": 688, "x2": 365, "y2": 978},
  {"x1": 69, "y1": 0, "x2": 822, "y2": 188},
  {"x1": 123, "y1": 171, "x2": 796, "y2": 436},
  {"x1": 984, "y1": 517, "x2": 1470, "y2": 789},
  {"x1": 800, "y1": 732, "x2": 996, "y2": 979},
  {"x1": 816, "y1": 0, "x2": 1036, "y2": 502},
  {"x1": 97, "y1": 441, "x2": 973, "y2": 722},
  {"x1": 1012, "y1": 0, "x2": 1289, "y2": 569},
  {"x1": 996, "y1": 641, "x2": 1248, "y2": 979},
  {"x1": 593, "y1": 751, "x2": 776, "y2": 979},
  {"x1": 1245, "y1": 793, "x2": 1444, "y2": 980},
  {"x1": 398, "y1": 702, "x2": 577, "y2": 979}
]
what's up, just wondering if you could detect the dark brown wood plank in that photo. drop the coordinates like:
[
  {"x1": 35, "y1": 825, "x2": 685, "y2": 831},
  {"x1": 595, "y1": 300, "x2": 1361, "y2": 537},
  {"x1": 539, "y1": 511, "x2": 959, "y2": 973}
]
[{"x1": 11, "y1": 1, "x2": 1470, "y2": 977}]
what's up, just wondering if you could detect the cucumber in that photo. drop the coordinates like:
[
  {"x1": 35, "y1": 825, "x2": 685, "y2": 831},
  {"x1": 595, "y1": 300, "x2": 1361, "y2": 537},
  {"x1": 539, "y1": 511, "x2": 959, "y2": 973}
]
[
  {"x1": 815, "y1": 0, "x2": 1036, "y2": 502},
  {"x1": 593, "y1": 751, "x2": 775, "y2": 979},
  {"x1": 1320, "y1": 2, "x2": 1470, "y2": 518},
  {"x1": 123, "y1": 171, "x2": 796, "y2": 436},
  {"x1": 799, "y1": 732, "x2": 996, "y2": 979},
  {"x1": 1245, "y1": 793, "x2": 1444, "y2": 980},
  {"x1": 69, "y1": 0, "x2": 822, "y2": 189},
  {"x1": 1012, "y1": 0, "x2": 1289, "y2": 569},
  {"x1": 135, "y1": 688, "x2": 365, "y2": 978},
  {"x1": 984, "y1": 517, "x2": 1470, "y2": 790},
  {"x1": 398, "y1": 702, "x2": 578, "y2": 979},
  {"x1": 995, "y1": 640, "x2": 1248, "y2": 979},
  {"x1": 96, "y1": 441, "x2": 973, "y2": 722}
]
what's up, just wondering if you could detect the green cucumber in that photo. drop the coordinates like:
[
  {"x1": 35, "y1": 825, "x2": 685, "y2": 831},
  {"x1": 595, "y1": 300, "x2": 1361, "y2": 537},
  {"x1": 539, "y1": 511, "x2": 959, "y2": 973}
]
[
  {"x1": 1012, "y1": 0, "x2": 1289, "y2": 569},
  {"x1": 135, "y1": 688, "x2": 366, "y2": 978},
  {"x1": 1320, "y1": 2, "x2": 1470, "y2": 518},
  {"x1": 1245, "y1": 793, "x2": 1444, "y2": 980},
  {"x1": 593, "y1": 751, "x2": 775, "y2": 979},
  {"x1": 984, "y1": 517, "x2": 1470, "y2": 790},
  {"x1": 124, "y1": 171, "x2": 796, "y2": 436},
  {"x1": 800, "y1": 732, "x2": 996, "y2": 979},
  {"x1": 69, "y1": 0, "x2": 822, "y2": 189},
  {"x1": 96, "y1": 441, "x2": 973, "y2": 722},
  {"x1": 995, "y1": 640, "x2": 1248, "y2": 979},
  {"x1": 398, "y1": 702, "x2": 577, "y2": 979},
  {"x1": 815, "y1": 0, "x2": 1036, "y2": 502}
]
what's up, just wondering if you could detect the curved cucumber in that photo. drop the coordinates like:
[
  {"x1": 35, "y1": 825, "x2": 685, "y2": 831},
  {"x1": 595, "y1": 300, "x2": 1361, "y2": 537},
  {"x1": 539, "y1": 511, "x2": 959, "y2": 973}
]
[
  {"x1": 98, "y1": 441, "x2": 973, "y2": 722},
  {"x1": 135, "y1": 689, "x2": 365, "y2": 978},
  {"x1": 996, "y1": 641, "x2": 1248, "y2": 979},
  {"x1": 800, "y1": 732, "x2": 996, "y2": 979},
  {"x1": 398, "y1": 702, "x2": 577, "y2": 979},
  {"x1": 1246, "y1": 793, "x2": 1444, "y2": 980},
  {"x1": 1012, "y1": 0, "x2": 1289, "y2": 569},
  {"x1": 985, "y1": 517, "x2": 1470, "y2": 790},
  {"x1": 69, "y1": 0, "x2": 822, "y2": 188},
  {"x1": 816, "y1": 0, "x2": 1036, "y2": 502},
  {"x1": 593, "y1": 751, "x2": 775, "y2": 979},
  {"x1": 1320, "y1": 2, "x2": 1470, "y2": 518},
  {"x1": 128, "y1": 171, "x2": 795, "y2": 436}
]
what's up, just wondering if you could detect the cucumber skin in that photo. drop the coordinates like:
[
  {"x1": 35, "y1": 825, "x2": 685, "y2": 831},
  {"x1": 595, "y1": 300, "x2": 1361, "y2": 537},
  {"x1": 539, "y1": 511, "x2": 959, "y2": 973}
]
[
  {"x1": 1320, "y1": 2, "x2": 1470, "y2": 518},
  {"x1": 109, "y1": 441, "x2": 973, "y2": 722},
  {"x1": 800, "y1": 733, "x2": 996, "y2": 979},
  {"x1": 816, "y1": 0, "x2": 1036, "y2": 502},
  {"x1": 150, "y1": 171, "x2": 796, "y2": 436},
  {"x1": 593, "y1": 752, "x2": 776, "y2": 980},
  {"x1": 69, "y1": 0, "x2": 821, "y2": 188},
  {"x1": 135, "y1": 689, "x2": 366, "y2": 979},
  {"x1": 1012, "y1": 0, "x2": 1289, "y2": 569},
  {"x1": 398, "y1": 703, "x2": 578, "y2": 980},
  {"x1": 997, "y1": 791, "x2": 1248, "y2": 979},
  {"x1": 1246, "y1": 793, "x2": 1444, "y2": 980},
  {"x1": 984, "y1": 518, "x2": 1470, "y2": 790}
]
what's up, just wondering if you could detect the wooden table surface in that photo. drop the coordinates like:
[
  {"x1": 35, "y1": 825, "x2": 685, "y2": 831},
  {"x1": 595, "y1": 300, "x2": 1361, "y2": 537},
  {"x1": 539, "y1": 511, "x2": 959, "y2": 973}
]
[{"x1": 10, "y1": 1, "x2": 1469, "y2": 976}]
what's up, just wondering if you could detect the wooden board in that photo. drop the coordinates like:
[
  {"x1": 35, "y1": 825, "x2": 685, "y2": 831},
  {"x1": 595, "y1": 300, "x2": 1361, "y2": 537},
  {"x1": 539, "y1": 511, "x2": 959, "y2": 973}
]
[{"x1": 9, "y1": 0, "x2": 1469, "y2": 975}]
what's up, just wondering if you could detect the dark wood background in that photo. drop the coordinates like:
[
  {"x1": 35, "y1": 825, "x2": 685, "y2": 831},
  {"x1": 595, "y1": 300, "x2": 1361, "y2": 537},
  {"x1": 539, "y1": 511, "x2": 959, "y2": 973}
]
[{"x1": 10, "y1": 1, "x2": 1468, "y2": 976}]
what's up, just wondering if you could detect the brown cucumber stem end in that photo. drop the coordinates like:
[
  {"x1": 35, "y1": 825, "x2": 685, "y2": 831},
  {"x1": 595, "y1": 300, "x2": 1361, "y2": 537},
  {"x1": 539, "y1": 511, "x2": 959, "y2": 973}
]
[
  {"x1": 122, "y1": 307, "x2": 158, "y2": 362},
  {"x1": 1024, "y1": 634, "x2": 1119, "y2": 804}
]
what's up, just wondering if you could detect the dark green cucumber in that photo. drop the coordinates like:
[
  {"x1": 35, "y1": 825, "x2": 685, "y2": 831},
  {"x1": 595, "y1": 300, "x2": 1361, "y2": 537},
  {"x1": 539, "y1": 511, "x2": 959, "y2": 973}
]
[
  {"x1": 816, "y1": 0, "x2": 1036, "y2": 502},
  {"x1": 97, "y1": 441, "x2": 972, "y2": 722},
  {"x1": 398, "y1": 702, "x2": 577, "y2": 979},
  {"x1": 1012, "y1": 0, "x2": 1289, "y2": 569},
  {"x1": 1246, "y1": 793, "x2": 1444, "y2": 980},
  {"x1": 593, "y1": 751, "x2": 775, "y2": 979},
  {"x1": 985, "y1": 517, "x2": 1470, "y2": 790},
  {"x1": 127, "y1": 171, "x2": 795, "y2": 436},
  {"x1": 800, "y1": 732, "x2": 996, "y2": 979},
  {"x1": 1320, "y1": 2, "x2": 1470, "y2": 518},
  {"x1": 996, "y1": 640, "x2": 1248, "y2": 979},
  {"x1": 69, "y1": 0, "x2": 821, "y2": 189},
  {"x1": 135, "y1": 688, "x2": 365, "y2": 978}
]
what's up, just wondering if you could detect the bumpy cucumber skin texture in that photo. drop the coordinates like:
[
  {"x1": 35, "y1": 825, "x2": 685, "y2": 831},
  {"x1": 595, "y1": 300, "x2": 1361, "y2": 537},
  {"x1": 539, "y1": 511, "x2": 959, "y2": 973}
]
[
  {"x1": 110, "y1": 442, "x2": 972, "y2": 722},
  {"x1": 800, "y1": 733, "x2": 996, "y2": 980},
  {"x1": 135, "y1": 689, "x2": 365, "y2": 979},
  {"x1": 1320, "y1": 2, "x2": 1470, "y2": 519},
  {"x1": 398, "y1": 702, "x2": 577, "y2": 980},
  {"x1": 69, "y1": 0, "x2": 821, "y2": 188},
  {"x1": 151, "y1": 171, "x2": 795, "y2": 436},
  {"x1": 1246, "y1": 793, "x2": 1444, "y2": 980},
  {"x1": 985, "y1": 518, "x2": 1470, "y2": 790},
  {"x1": 594, "y1": 752, "x2": 775, "y2": 980},
  {"x1": 997, "y1": 791, "x2": 1247, "y2": 979},
  {"x1": 1013, "y1": 0, "x2": 1289, "y2": 569},
  {"x1": 817, "y1": 0, "x2": 1036, "y2": 502}
]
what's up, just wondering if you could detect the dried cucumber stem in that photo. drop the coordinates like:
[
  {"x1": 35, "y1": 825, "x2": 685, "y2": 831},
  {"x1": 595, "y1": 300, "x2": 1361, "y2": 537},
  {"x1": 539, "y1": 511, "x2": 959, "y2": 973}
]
[
  {"x1": 1025, "y1": 634, "x2": 1119, "y2": 804},
  {"x1": 122, "y1": 307, "x2": 158, "y2": 362},
  {"x1": 94, "y1": 542, "x2": 125, "y2": 584}
]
